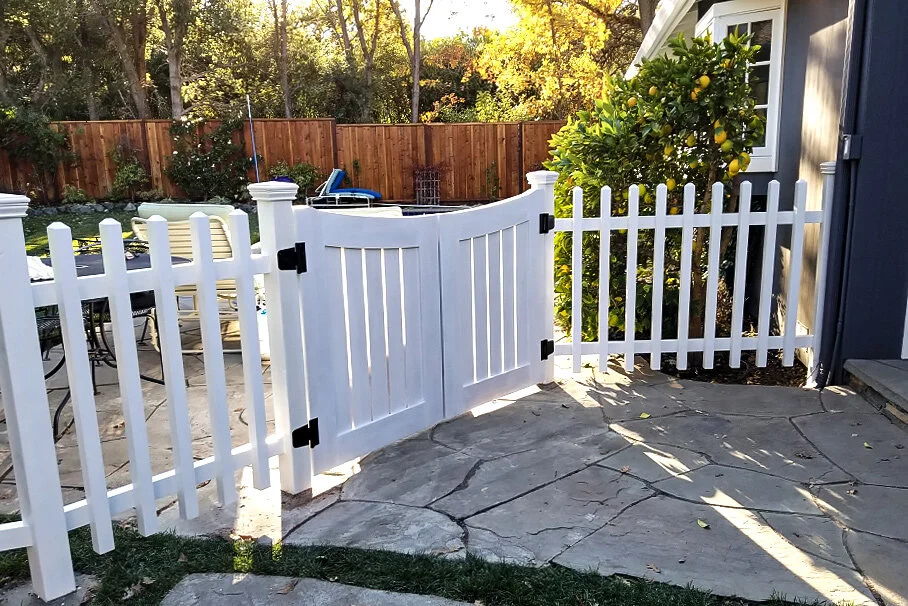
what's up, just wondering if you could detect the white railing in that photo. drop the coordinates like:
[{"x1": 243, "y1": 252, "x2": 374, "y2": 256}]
[
  {"x1": 554, "y1": 164, "x2": 836, "y2": 378},
  {"x1": 0, "y1": 195, "x2": 287, "y2": 600}
]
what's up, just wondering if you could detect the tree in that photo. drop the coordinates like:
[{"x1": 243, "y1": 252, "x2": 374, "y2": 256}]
[
  {"x1": 155, "y1": 0, "x2": 194, "y2": 118},
  {"x1": 475, "y1": 0, "x2": 641, "y2": 120},
  {"x1": 546, "y1": 33, "x2": 765, "y2": 358},
  {"x1": 390, "y1": 0, "x2": 435, "y2": 123},
  {"x1": 637, "y1": 0, "x2": 657, "y2": 35},
  {"x1": 266, "y1": 0, "x2": 292, "y2": 117},
  {"x1": 92, "y1": 0, "x2": 151, "y2": 118}
]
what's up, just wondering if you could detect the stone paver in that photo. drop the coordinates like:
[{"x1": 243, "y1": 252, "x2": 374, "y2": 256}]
[
  {"x1": 847, "y1": 531, "x2": 908, "y2": 606},
  {"x1": 554, "y1": 496, "x2": 875, "y2": 605},
  {"x1": 598, "y1": 442, "x2": 710, "y2": 481},
  {"x1": 161, "y1": 574, "x2": 472, "y2": 606},
  {"x1": 283, "y1": 500, "x2": 465, "y2": 556},
  {"x1": 813, "y1": 483, "x2": 908, "y2": 540},
  {"x1": 0, "y1": 574, "x2": 97, "y2": 606},
  {"x1": 462, "y1": 466, "x2": 653, "y2": 565},
  {"x1": 651, "y1": 380, "x2": 824, "y2": 417},
  {"x1": 760, "y1": 512, "x2": 854, "y2": 568}
]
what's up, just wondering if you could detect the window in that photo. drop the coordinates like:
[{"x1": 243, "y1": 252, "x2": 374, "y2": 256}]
[{"x1": 696, "y1": 0, "x2": 786, "y2": 173}]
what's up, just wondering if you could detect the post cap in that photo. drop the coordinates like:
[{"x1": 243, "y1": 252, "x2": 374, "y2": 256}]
[
  {"x1": 247, "y1": 180, "x2": 300, "y2": 203},
  {"x1": 819, "y1": 161, "x2": 836, "y2": 175},
  {"x1": 0, "y1": 194, "x2": 30, "y2": 219},
  {"x1": 526, "y1": 170, "x2": 560, "y2": 188}
]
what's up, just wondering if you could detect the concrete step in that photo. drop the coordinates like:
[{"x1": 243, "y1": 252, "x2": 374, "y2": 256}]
[{"x1": 844, "y1": 359, "x2": 908, "y2": 428}]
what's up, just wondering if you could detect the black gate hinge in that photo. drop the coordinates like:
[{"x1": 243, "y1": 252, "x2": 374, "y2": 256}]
[
  {"x1": 539, "y1": 213, "x2": 555, "y2": 234},
  {"x1": 291, "y1": 418, "x2": 320, "y2": 449},
  {"x1": 540, "y1": 339, "x2": 555, "y2": 360},
  {"x1": 277, "y1": 242, "x2": 307, "y2": 273}
]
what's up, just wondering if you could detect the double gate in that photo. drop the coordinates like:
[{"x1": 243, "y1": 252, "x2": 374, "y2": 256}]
[{"x1": 294, "y1": 179, "x2": 551, "y2": 476}]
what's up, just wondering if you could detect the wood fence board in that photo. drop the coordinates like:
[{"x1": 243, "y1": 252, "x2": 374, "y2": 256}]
[{"x1": 0, "y1": 119, "x2": 563, "y2": 203}]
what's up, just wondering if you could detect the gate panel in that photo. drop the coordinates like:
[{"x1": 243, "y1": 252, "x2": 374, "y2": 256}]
[
  {"x1": 297, "y1": 208, "x2": 444, "y2": 474},
  {"x1": 440, "y1": 190, "x2": 546, "y2": 418}
]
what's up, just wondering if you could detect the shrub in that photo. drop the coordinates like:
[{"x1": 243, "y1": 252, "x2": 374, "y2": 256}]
[
  {"x1": 109, "y1": 141, "x2": 150, "y2": 202},
  {"x1": 0, "y1": 107, "x2": 73, "y2": 204},
  {"x1": 268, "y1": 161, "x2": 321, "y2": 200},
  {"x1": 61, "y1": 184, "x2": 94, "y2": 205},
  {"x1": 545, "y1": 33, "x2": 765, "y2": 345},
  {"x1": 165, "y1": 118, "x2": 255, "y2": 201}
]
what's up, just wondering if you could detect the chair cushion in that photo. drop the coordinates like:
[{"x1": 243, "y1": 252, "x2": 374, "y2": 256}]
[
  {"x1": 331, "y1": 187, "x2": 383, "y2": 200},
  {"x1": 137, "y1": 202, "x2": 235, "y2": 221}
]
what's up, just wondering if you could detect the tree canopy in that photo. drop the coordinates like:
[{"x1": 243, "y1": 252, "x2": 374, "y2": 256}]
[{"x1": 0, "y1": 0, "x2": 647, "y2": 122}]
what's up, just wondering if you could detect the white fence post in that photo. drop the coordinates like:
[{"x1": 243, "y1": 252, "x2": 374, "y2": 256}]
[
  {"x1": 526, "y1": 170, "x2": 559, "y2": 383},
  {"x1": 248, "y1": 181, "x2": 312, "y2": 494},
  {"x1": 0, "y1": 195, "x2": 75, "y2": 600},
  {"x1": 810, "y1": 162, "x2": 837, "y2": 378}
]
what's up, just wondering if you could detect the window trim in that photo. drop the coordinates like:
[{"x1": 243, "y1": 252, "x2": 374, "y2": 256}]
[{"x1": 696, "y1": 0, "x2": 787, "y2": 174}]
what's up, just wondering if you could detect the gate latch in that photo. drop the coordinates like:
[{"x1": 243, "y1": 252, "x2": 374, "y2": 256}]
[
  {"x1": 540, "y1": 339, "x2": 555, "y2": 360},
  {"x1": 539, "y1": 213, "x2": 555, "y2": 234},
  {"x1": 277, "y1": 242, "x2": 307, "y2": 274},
  {"x1": 292, "y1": 418, "x2": 320, "y2": 449}
]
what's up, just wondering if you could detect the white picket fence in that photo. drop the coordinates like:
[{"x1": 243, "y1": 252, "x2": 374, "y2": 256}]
[
  {"x1": 556, "y1": 163, "x2": 836, "y2": 378},
  {"x1": 0, "y1": 163, "x2": 836, "y2": 600}
]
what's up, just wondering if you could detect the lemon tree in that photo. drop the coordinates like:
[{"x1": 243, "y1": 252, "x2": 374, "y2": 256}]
[{"x1": 545, "y1": 33, "x2": 764, "y2": 348}]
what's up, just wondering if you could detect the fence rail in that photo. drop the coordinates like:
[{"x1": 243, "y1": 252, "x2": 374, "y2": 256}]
[{"x1": 0, "y1": 119, "x2": 566, "y2": 204}]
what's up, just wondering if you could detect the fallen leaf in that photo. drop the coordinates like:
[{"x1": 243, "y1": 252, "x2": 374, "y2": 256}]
[
  {"x1": 895, "y1": 444, "x2": 904, "y2": 450},
  {"x1": 178, "y1": 553, "x2": 188, "y2": 563},
  {"x1": 794, "y1": 450, "x2": 814, "y2": 460},
  {"x1": 677, "y1": 558, "x2": 686, "y2": 564},
  {"x1": 275, "y1": 580, "x2": 298, "y2": 595},
  {"x1": 620, "y1": 466, "x2": 631, "y2": 474},
  {"x1": 697, "y1": 519, "x2": 710, "y2": 529},
  {"x1": 639, "y1": 412, "x2": 651, "y2": 419},
  {"x1": 847, "y1": 489, "x2": 858, "y2": 495},
  {"x1": 646, "y1": 563, "x2": 661, "y2": 573},
  {"x1": 863, "y1": 442, "x2": 873, "y2": 449},
  {"x1": 140, "y1": 577, "x2": 155, "y2": 586}
]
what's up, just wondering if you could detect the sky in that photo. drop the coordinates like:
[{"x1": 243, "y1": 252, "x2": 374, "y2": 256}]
[{"x1": 401, "y1": 0, "x2": 518, "y2": 39}]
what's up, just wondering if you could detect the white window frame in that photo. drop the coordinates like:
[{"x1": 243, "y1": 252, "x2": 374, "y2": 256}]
[{"x1": 696, "y1": 0, "x2": 786, "y2": 173}]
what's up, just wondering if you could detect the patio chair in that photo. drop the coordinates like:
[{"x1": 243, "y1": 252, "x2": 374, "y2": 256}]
[
  {"x1": 306, "y1": 168, "x2": 383, "y2": 207},
  {"x1": 131, "y1": 214, "x2": 240, "y2": 353}
]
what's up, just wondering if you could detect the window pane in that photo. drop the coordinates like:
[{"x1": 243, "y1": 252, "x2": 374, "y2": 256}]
[
  {"x1": 751, "y1": 64, "x2": 770, "y2": 104},
  {"x1": 754, "y1": 108, "x2": 767, "y2": 147},
  {"x1": 751, "y1": 20, "x2": 773, "y2": 61},
  {"x1": 727, "y1": 22, "x2": 749, "y2": 37}
]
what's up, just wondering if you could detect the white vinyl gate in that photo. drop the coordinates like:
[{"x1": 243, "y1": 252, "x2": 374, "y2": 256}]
[{"x1": 0, "y1": 164, "x2": 840, "y2": 600}]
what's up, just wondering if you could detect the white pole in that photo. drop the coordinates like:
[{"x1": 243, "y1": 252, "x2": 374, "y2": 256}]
[
  {"x1": 0, "y1": 194, "x2": 75, "y2": 600},
  {"x1": 809, "y1": 162, "x2": 837, "y2": 380},
  {"x1": 526, "y1": 171, "x2": 559, "y2": 384},
  {"x1": 247, "y1": 94, "x2": 260, "y2": 182}
]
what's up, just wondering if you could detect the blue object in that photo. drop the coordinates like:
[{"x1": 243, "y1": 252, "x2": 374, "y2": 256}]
[
  {"x1": 273, "y1": 176, "x2": 294, "y2": 183},
  {"x1": 332, "y1": 186, "x2": 383, "y2": 199},
  {"x1": 321, "y1": 169, "x2": 383, "y2": 200}
]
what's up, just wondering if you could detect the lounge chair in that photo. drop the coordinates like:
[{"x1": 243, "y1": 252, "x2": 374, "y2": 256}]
[{"x1": 305, "y1": 168, "x2": 383, "y2": 207}]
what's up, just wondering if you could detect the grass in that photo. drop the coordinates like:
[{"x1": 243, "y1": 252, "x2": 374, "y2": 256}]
[
  {"x1": 0, "y1": 521, "x2": 827, "y2": 606},
  {"x1": 22, "y1": 211, "x2": 261, "y2": 256}
]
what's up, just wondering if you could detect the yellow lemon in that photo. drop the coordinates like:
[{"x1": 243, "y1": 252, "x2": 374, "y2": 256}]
[
  {"x1": 714, "y1": 129, "x2": 727, "y2": 145},
  {"x1": 689, "y1": 161, "x2": 699, "y2": 169},
  {"x1": 698, "y1": 75, "x2": 711, "y2": 88},
  {"x1": 720, "y1": 139, "x2": 734, "y2": 153},
  {"x1": 627, "y1": 97, "x2": 637, "y2": 108},
  {"x1": 663, "y1": 144, "x2": 674, "y2": 156},
  {"x1": 661, "y1": 124, "x2": 673, "y2": 136},
  {"x1": 686, "y1": 133, "x2": 696, "y2": 147},
  {"x1": 722, "y1": 59, "x2": 733, "y2": 69},
  {"x1": 669, "y1": 207, "x2": 680, "y2": 215},
  {"x1": 666, "y1": 178, "x2": 677, "y2": 191},
  {"x1": 690, "y1": 87, "x2": 701, "y2": 101},
  {"x1": 649, "y1": 86, "x2": 659, "y2": 96},
  {"x1": 728, "y1": 158, "x2": 740, "y2": 176},
  {"x1": 714, "y1": 118, "x2": 724, "y2": 129}
]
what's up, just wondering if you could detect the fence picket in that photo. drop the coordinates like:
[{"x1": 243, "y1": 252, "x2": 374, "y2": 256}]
[
  {"x1": 99, "y1": 219, "x2": 158, "y2": 533},
  {"x1": 189, "y1": 213, "x2": 237, "y2": 506},
  {"x1": 402, "y1": 246, "x2": 424, "y2": 406},
  {"x1": 46, "y1": 224, "x2": 114, "y2": 554},
  {"x1": 757, "y1": 181, "x2": 781, "y2": 367},
  {"x1": 571, "y1": 186, "x2": 583, "y2": 373},
  {"x1": 676, "y1": 184, "x2": 696, "y2": 370},
  {"x1": 365, "y1": 248, "x2": 390, "y2": 417},
  {"x1": 702, "y1": 182, "x2": 724, "y2": 369},
  {"x1": 226, "y1": 210, "x2": 269, "y2": 489},
  {"x1": 488, "y1": 230, "x2": 503, "y2": 376},
  {"x1": 501, "y1": 226, "x2": 516, "y2": 371},
  {"x1": 729, "y1": 182, "x2": 752, "y2": 368},
  {"x1": 344, "y1": 248, "x2": 372, "y2": 426},
  {"x1": 598, "y1": 187, "x2": 611, "y2": 372},
  {"x1": 472, "y1": 235, "x2": 490, "y2": 380},
  {"x1": 783, "y1": 180, "x2": 808, "y2": 365},
  {"x1": 623, "y1": 186, "x2": 640, "y2": 372},
  {"x1": 650, "y1": 185, "x2": 667, "y2": 370},
  {"x1": 146, "y1": 215, "x2": 199, "y2": 519},
  {"x1": 383, "y1": 248, "x2": 407, "y2": 413}
]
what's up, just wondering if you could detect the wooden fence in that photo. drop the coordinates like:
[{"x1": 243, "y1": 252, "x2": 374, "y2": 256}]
[{"x1": 0, "y1": 119, "x2": 566, "y2": 204}]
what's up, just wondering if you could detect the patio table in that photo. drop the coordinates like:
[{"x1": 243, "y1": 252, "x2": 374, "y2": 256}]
[{"x1": 33, "y1": 252, "x2": 190, "y2": 437}]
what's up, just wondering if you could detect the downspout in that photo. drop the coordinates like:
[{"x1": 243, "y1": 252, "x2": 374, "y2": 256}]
[{"x1": 816, "y1": 0, "x2": 867, "y2": 387}]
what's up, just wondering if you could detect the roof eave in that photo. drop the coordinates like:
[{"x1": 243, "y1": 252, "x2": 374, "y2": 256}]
[{"x1": 625, "y1": 0, "x2": 697, "y2": 78}]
